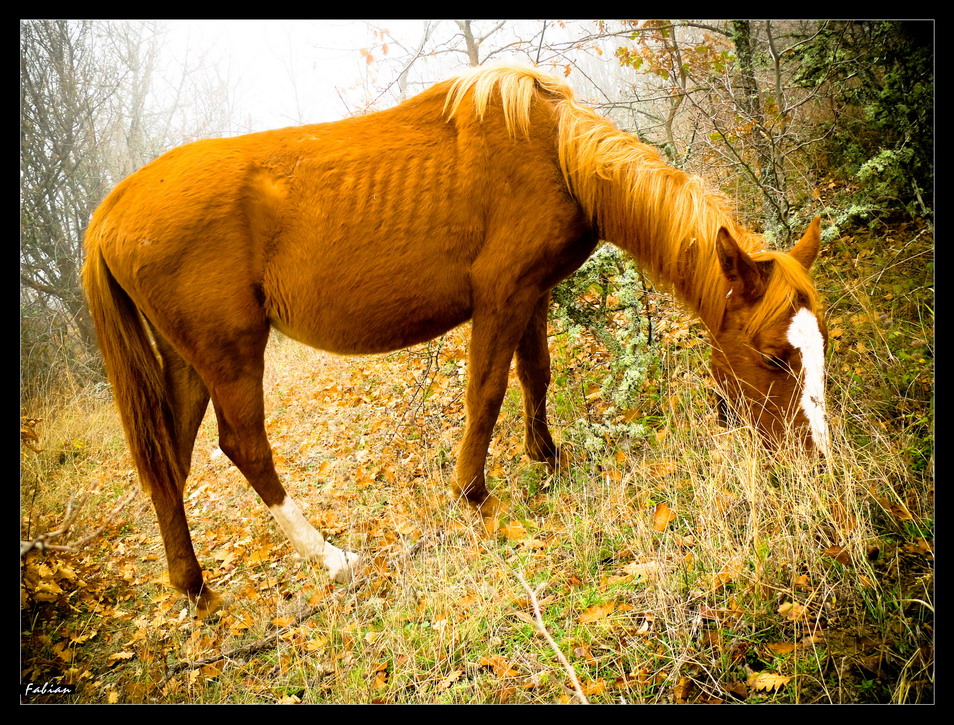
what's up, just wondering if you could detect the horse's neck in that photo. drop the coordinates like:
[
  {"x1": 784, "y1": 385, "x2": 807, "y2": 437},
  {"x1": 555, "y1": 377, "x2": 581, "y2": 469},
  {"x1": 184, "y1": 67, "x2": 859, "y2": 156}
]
[{"x1": 611, "y1": 230, "x2": 727, "y2": 336}]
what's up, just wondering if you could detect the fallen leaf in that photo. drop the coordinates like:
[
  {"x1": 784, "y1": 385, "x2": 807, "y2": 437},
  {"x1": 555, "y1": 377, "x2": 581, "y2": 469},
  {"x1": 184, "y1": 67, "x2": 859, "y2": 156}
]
[
  {"x1": 673, "y1": 675, "x2": 692, "y2": 702},
  {"x1": 823, "y1": 545, "x2": 852, "y2": 565},
  {"x1": 778, "y1": 601, "x2": 808, "y2": 621},
  {"x1": 500, "y1": 520, "x2": 528, "y2": 541},
  {"x1": 623, "y1": 561, "x2": 660, "y2": 580},
  {"x1": 582, "y1": 679, "x2": 607, "y2": 696},
  {"x1": 52, "y1": 641, "x2": 74, "y2": 663},
  {"x1": 652, "y1": 502, "x2": 677, "y2": 531},
  {"x1": 478, "y1": 655, "x2": 521, "y2": 678},
  {"x1": 747, "y1": 669, "x2": 791, "y2": 692},
  {"x1": 873, "y1": 495, "x2": 914, "y2": 522},
  {"x1": 199, "y1": 660, "x2": 224, "y2": 679},
  {"x1": 438, "y1": 669, "x2": 463, "y2": 691},
  {"x1": 711, "y1": 561, "x2": 742, "y2": 590},
  {"x1": 108, "y1": 650, "x2": 135, "y2": 665},
  {"x1": 577, "y1": 602, "x2": 616, "y2": 623}
]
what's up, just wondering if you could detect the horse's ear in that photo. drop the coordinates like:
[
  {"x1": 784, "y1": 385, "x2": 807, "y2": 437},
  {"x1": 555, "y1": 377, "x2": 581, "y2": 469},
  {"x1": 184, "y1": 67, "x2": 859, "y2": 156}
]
[
  {"x1": 716, "y1": 227, "x2": 768, "y2": 302},
  {"x1": 789, "y1": 216, "x2": 821, "y2": 270}
]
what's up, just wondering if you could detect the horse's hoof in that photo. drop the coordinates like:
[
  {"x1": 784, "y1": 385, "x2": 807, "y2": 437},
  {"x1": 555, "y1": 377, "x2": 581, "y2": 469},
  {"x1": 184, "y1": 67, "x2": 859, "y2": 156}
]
[
  {"x1": 548, "y1": 446, "x2": 572, "y2": 474},
  {"x1": 325, "y1": 547, "x2": 361, "y2": 584},
  {"x1": 194, "y1": 588, "x2": 224, "y2": 619},
  {"x1": 478, "y1": 494, "x2": 504, "y2": 534}
]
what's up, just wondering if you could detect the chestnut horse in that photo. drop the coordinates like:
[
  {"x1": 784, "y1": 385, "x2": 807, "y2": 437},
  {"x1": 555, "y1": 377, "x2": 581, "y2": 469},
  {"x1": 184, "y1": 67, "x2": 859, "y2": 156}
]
[{"x1": 83, "y1": 65, "x2": 828, "y2": 616}]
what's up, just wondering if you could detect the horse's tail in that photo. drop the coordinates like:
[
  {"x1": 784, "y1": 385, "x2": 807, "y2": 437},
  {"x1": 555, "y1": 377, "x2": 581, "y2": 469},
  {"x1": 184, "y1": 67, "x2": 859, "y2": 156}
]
[{"x1": 82, "y1": 234, "x2": 182, "y2": 498}]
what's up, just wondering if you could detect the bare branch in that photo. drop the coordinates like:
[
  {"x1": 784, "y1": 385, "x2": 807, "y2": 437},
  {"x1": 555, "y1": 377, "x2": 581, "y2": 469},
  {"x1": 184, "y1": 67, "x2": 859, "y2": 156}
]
[
  {"x1": 515, "y1": 570, "x2": 589, "y2": 704},
  {"x1": 20, "y1": 487, "x2": 140, "y2": 557}
]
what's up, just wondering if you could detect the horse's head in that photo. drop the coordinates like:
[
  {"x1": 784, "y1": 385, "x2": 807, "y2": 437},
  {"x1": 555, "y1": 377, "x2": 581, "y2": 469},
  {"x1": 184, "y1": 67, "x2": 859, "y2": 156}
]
[{"x1": 710, "y1": 218, "x2": 829, "y2": 455}]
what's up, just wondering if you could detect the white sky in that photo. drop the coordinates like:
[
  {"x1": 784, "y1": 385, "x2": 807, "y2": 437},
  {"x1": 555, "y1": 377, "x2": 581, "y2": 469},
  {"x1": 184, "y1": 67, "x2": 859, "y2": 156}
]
[
  {"x1": 163, "y1": 20, "x2": 378, "y2": 130},
  {"x1": 157, "y1": 20, "x2": 619, "y2": 135}
]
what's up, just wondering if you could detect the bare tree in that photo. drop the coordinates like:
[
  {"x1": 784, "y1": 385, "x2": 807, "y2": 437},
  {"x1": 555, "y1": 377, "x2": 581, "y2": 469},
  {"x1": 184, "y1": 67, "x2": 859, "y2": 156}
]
[
  {"x1": 20, "y1": 20, "x2": 127, "y2": 352},
  {"x1": 21, "y1": 20, "x2": 236, "y2": 396},
  {"x1": 608, "y1": 20, "x2": 841, "y2": 240}
]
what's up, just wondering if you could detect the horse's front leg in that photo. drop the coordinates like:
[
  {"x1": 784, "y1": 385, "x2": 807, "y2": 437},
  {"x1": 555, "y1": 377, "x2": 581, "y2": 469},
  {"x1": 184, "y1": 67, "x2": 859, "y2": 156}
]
[
  {"x1": 515, "y1": 291, "x2": 565, "y2": 472},
  {"x1": 455, "y1": 293, "x2": 542, "y2": 523}
]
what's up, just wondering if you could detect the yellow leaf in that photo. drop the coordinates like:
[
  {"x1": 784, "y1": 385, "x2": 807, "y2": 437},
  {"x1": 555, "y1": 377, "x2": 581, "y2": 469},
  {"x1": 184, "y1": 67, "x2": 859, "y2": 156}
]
[
  {"x1": 711, "y1": 561, "x2": 742, "y2": 590},
  {"x1": 34, "y1": 579, "x2": 65, "y2": 597},
  {"x1": 500, "y1": 520, "x2": 527, "y2": 541},
  {"x1": 200, "y1": 661, "x2": 224, "y2": 679},
  {"x1": 438, "y1": 669, "x2": 464, "y2": 691},
  {"x1": 582, "y1": 679, "x2": 607, "y2": 696},
  {"x1": 648, "y1": 460, "x2": 678, "y2": 476},
  {"x1": 478, "y1": 655, "x2": 521, "y2": 678},
  {"x1": 247, "y1": 545, "x2": 273, "y2": 565},
  {"x1": 577, "y1": 602, "x2": 615, "y2": 623},
  {"x1": 623, "y1": 561, "x2": 660, "y2": 580},
  {"x1": 272, "y1": 616, "x2": 295, "y2": 628},
  {"x1": 652, "y1": 502, "x2": 676, "y2": 531},
  {"x1": 53, "y1": 562, "x2": 78, "y2": 580},
  {"x1": 673, "y1": 675, "x2": 692, "y2": 702},
  {"x1": 747, "y1": 670, "x2": 792, "y2": 692},
  {"x1": 304, "y1": 636, "x2": 328, "y2": 652},
  {"x1": 777, "y1": 601, "x2": 808, "y2": 621},
  {"x1": 512, "y1": 611, "x2": 536, "y2": 626}
]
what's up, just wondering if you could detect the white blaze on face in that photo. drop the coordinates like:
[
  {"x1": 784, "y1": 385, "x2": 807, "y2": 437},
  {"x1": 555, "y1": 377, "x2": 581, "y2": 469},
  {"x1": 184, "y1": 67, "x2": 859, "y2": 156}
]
[
  {"x1": 269, "y1": 496, "x2": 360, "y2": 583},
  {"x1": 786, "y1": 307, "x2": 829, "y2": 455}
]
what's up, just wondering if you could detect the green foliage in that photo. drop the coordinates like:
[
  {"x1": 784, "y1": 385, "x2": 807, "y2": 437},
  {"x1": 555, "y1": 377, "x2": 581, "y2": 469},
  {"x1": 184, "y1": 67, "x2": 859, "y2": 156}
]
[
  {"x1": 552, "y1": 246, "x2": 660, "y2": 452},
  {"x1": 795, "y1": 21, "x2": 933, "y2": 229}
]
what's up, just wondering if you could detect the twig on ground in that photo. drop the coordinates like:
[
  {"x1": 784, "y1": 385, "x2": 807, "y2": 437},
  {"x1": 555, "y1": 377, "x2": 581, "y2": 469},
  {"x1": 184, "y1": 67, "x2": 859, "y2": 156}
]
[
  {"x1": 20, "y1": 488, "x2": 140, "y2": 557},
  {"x1": 171, "y1": 533, "x2": 436, "y2": 673},
  {"x1": 515, "y1": 570, "x2": 589, "y2": 704},
  {"x1": 170, "y1": 577, "x2": 363, "y2": 673}
]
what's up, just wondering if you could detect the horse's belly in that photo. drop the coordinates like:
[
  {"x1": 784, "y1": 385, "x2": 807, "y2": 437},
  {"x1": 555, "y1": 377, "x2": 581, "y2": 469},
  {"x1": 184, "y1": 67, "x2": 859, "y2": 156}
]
[{"x1": 268, "y1": 276, "x2": 473, "y2": 355}]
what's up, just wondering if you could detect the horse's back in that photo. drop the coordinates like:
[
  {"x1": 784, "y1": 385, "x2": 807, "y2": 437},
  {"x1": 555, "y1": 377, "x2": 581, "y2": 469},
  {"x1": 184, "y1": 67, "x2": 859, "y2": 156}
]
[{"x1": 85, "y1": 75, "x2": 585, "y2": 356}]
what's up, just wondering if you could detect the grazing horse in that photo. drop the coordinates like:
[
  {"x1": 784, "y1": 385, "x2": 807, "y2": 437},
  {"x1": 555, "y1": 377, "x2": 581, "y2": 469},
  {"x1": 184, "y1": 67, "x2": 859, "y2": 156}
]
[{"x1": 83, "y1": 65, "x2": 827, "y2": 616}]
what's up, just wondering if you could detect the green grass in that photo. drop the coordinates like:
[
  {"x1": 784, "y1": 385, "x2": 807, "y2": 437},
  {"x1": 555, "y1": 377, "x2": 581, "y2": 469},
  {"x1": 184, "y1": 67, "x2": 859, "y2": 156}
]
[{"x1": 21, "y1": 222, "x2": 932, "y2": 704}]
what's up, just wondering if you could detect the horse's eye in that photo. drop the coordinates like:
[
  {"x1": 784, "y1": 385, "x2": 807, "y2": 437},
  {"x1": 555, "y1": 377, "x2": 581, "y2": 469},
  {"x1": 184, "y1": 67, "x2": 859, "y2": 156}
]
[{"x1": 762, "y1": 353, "x2": 788, "y2": 371}]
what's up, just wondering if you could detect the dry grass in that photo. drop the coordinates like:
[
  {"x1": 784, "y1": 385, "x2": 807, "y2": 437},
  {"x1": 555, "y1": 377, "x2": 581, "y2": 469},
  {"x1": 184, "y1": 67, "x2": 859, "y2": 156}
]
[{"x1": 21, "y1": 226, "x2": 932, "y2": 704}]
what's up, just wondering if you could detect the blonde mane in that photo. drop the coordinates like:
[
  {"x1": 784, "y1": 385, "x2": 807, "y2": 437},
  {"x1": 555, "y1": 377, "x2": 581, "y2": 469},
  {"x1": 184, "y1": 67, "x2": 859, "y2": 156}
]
[{"x1": 445, "y1": 64, "x2": 820, "y2": 335}]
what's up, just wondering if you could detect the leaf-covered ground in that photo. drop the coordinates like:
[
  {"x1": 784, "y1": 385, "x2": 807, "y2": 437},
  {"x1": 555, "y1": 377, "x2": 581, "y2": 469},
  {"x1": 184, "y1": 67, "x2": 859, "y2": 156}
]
[{"x1": 21, "y1": 221, "x2": 933, "y2": 704}]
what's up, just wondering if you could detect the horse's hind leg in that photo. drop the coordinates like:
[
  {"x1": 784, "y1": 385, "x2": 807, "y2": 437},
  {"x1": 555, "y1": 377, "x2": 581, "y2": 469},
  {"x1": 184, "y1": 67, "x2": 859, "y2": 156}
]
[
  {"x1": 201, "y1": 332, "x2": 359, "y2": 582},
  {"x1": 153, "y1": 332, "x2": 210, "y2": 484},
  {"x1": 149, "y1": 332, "x2": 220, "y2": 616},
  {"x1": 515, "y1": 292, "x2": 563, "y2": 470}
]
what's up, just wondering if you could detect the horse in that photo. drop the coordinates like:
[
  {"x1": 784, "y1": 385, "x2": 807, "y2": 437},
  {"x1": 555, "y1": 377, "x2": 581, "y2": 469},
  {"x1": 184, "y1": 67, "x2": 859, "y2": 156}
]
[{"x1": 82, "y1": 64, "x2": 828, "y2": 617}]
